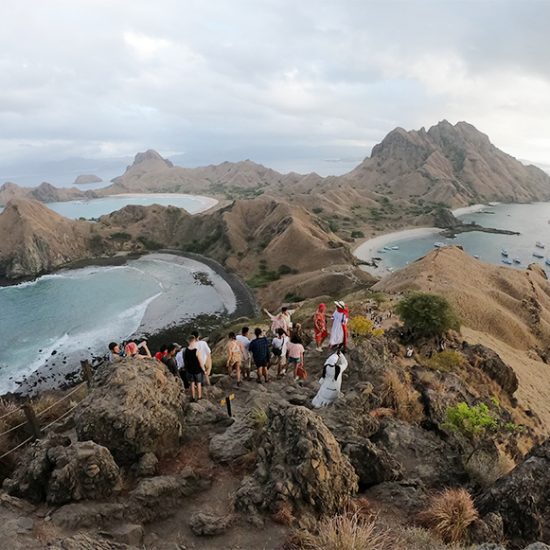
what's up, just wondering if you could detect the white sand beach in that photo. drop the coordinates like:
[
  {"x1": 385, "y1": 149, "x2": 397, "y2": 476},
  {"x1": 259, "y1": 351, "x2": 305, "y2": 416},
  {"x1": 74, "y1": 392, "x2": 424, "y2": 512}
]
[
  {"x1": 111, "y1": 193, "x2": 219, "y2": 213},
  {"x1": 452, "y1": 203, "x2": 488, "y2": 217}
]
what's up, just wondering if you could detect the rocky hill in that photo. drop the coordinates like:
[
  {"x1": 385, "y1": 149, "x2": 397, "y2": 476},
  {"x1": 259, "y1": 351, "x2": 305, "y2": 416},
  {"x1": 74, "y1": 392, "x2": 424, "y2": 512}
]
[
  {"x1": 0, "y1": 181, "x2": 94, "y2": 206},
  {"x1": 0, "y1": 199, "x2": 96, "y2": 278},
  {"x1": 73, "y1": 174, "x2": 102, "y2": 185}
]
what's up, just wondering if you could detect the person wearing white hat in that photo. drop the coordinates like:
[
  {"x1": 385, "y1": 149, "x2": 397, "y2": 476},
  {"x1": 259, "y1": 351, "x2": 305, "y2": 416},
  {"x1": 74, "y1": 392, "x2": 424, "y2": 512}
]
[
  {"x1": 312, "y1": 351, "x2": 348, "y2": 408},
  {"x1": 329, "y1": 300, "x2": 349, "y2": 349}
]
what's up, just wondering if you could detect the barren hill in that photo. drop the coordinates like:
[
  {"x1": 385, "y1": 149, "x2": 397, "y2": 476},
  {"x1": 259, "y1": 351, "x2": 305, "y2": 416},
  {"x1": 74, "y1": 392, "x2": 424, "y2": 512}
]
[
  {"x1": 0, "y1": 181, "x2": 94, "y2": 206},
  {"x1": 0, "y1": 199, "x2": 95, "y2": 278},
  {"x1": 373, "y1": 246, "x2": 550, "y2": 351},
  {"x1": 343, "y1": 120, "x2": 550, "y2": 207}
]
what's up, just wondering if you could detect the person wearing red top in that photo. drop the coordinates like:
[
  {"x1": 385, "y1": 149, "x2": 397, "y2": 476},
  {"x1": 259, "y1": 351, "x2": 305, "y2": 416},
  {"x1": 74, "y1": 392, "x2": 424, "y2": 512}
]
[
  {"x1": 313, "y1": 303, "x2": 328, "y2": 351},
  {"x1": 154, "y1": 344, "x2": 168, "y2": 362}
]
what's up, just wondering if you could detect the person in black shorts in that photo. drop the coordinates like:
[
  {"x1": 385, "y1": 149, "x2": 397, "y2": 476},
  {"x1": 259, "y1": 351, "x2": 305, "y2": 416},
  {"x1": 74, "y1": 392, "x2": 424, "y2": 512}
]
[
  {"x1": 184, "y1": 335, "x2": 206, "y2": 401},
  {"x1": 248, "y1": 327, "x2": 271, "y2": 383}
]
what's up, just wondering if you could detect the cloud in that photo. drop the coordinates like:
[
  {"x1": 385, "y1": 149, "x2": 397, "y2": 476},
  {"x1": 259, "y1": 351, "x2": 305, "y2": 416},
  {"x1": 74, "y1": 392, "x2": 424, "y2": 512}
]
[{"x1": 0, "y1": 0, "x2": 549, "y2": 180}]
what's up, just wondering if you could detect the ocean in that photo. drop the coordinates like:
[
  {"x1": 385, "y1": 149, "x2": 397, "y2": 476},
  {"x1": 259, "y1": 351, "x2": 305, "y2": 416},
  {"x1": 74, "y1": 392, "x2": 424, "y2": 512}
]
[
  {"x1": 0, "y1": 254, "x2": 236, "y2": 394},
  {"x1": 0, "y1": 193, "x2": 217, "y2": 218},
  {"x1": 355, "y1": 202, "x2": 550, "y2": 275}
]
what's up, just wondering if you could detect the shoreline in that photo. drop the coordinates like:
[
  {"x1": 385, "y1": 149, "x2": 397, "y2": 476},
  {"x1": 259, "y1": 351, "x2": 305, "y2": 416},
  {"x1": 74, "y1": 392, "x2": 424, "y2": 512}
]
[
  {"x1": 2, "y1": 251, "x2": 257, "y2": 398},
  {"x1": 109, "y1": 193, "x2": 219, "y2": 214}
]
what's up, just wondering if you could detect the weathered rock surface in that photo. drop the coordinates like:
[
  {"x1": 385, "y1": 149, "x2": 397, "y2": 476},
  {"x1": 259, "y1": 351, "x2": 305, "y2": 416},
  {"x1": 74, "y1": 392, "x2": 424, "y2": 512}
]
[
  {"x1": 75, "y1": 358, "x2": 186, "y2": 464},
  {"x1": 478, "y1": 437, "x2": 550, "y2": 547},
  {"x1": 52, "y1": 501, "x2": 126, "y2": 529},
  {"x1": 3, "y1": 435, "x2": 120, "y2": 504},
  {"x1": 209, "y1": 413, "x2": 261, "y2": 464},
  {"x1": 49, "y1": 533, "x2": 130, "y2": 550},
  {"x1": 462, "y1": 343, "x2": 519, "y2": 396},
  {"x1": 236, "y1": 404, "x2": 358, "y2": 521},
  {"x1": 189, "y1": 511, "x2": 232, "y2": 536},
  {"x1": 103, "y1": 523, "x2": 144, "y2": 546},
  {"x1": 135, "y1": 452, "x2": 158, "y2": 477}
]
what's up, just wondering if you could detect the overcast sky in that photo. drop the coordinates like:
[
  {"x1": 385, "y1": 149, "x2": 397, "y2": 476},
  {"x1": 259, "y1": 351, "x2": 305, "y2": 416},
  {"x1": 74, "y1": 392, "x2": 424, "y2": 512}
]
[{"x1": 1, "y1": 0, "x2": 549, "y2": 182}]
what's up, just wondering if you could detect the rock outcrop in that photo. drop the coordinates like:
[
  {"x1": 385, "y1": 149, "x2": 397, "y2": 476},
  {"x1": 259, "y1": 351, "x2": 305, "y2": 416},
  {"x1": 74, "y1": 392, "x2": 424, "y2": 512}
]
[
  {"x1": 236, "y1": 404, "x2": 358, "y2": 522},
  {"x1": 3, "y1": 436, "x2": 120, "y2": 504},
  {"x1": 74, "y1": 358, "x2": 186, "y2": 464},
  {"x1": 477, "y1": 437, "x2": 550, "y2": 547},
  {"x1": 73, "y1": 174, "x2": 102, "y2": 185}
]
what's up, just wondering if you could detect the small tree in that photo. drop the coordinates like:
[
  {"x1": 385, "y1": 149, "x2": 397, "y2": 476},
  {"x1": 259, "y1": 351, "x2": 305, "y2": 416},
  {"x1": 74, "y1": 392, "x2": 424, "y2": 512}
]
[{"x1": 396, "y1": 292, "x2": 459, "y2": 338}]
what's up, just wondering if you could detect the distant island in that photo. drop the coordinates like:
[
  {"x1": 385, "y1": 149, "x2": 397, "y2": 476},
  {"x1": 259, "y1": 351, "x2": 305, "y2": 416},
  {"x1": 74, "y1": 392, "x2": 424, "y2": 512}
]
[{"x1": 73, "y1": 174, "x2": 103, "y2": 185}]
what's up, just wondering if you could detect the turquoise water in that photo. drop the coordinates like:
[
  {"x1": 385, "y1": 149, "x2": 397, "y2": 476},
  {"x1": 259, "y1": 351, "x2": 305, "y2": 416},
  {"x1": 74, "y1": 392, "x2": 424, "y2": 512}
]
[
  {"x1": 361, "y1": 202, "x2": 550, "y2": 274},
  {"x1": 0, "y1": 254, "x2": 235, "y2": 394},
  {"x1": 0, "y1": 194, "x2": 216, "y2": 218}
]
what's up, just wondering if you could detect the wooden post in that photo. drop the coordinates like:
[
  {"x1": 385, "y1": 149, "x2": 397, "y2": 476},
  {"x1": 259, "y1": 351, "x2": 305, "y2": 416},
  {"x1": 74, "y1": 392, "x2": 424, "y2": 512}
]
[
  {"x1": 81, "y1": 360, "x2": 93, "y2": 388},
  {"x1": 225, "y1": 395, "x2": 232, "y2": 417},
  {"x1": 22, "y1": 403, "x2": 42, "y2": 440}
]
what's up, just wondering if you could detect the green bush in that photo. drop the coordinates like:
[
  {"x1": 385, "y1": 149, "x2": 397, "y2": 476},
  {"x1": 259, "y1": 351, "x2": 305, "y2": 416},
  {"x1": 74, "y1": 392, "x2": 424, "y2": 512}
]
[
  {"x1": 423, "y1": 351, "x2": 465, "y2": 372},
  {"x1": 137, "y1": 236, "x2": 162, "y2": 250},
  {"x1": 247, "y1": 270, "x2": 280, "y2": 288},
  {"x1": 350, "y1": 230, "x2": 365, "y2": 239},
  {"x1": 443, "y1": 402, "x2": 497, "y2": 440},
  {"x1": 110, "y1": 231, "x2": 131, "y2": 241},
  {"x1": 312, "y1": 207, "x2": 323, "y2": 214},
  {"x1": 284, "y1": 293, "x2": 304, "y2": 303},
  {"x1": 396, "y1": 292, "x2": 460, "y2": 338},
  {"x1": 278, "y1": 264, "x2": 293, "y2": 275}
]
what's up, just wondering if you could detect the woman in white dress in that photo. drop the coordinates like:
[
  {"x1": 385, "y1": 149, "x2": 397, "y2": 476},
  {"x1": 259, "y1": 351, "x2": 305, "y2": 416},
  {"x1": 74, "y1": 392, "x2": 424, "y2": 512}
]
[
  {"x1": 312, "y1": 351, "x2": 348, "y2": 408},
  {"x1": 329, "y1": 301, "x2": 349, "y2": 348}
]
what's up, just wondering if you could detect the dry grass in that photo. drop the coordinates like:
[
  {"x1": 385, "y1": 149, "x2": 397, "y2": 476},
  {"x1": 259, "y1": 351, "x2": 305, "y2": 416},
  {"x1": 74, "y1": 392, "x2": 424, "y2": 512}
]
[
  {"x1": 464, "y1": 448, "x2": 515, "y2": 488},
  {"x1": 289, "y1": 513, "x2": 396, "y2": 550},
  {"x1": 398, "y1": 527, "x2": 474, "y2": 550},
  {"x1": 249, "y1": 407, "x2": 268, "y2": 430},
  {"x1": 420, "y1": 488, "x2": 478, "y2": 543},
  {"x1": 422, "y1": 351, "x2": 465, "y2": 373},
  {"x1": 369, "y1": 407, "x2": 395, "y2": 419},
  {"x1": 380, "y1": 370, "x2": 424, "y2": 424},
  {"x1": 416, "y1": 370, "x2": 445, "y2": 393},
  {"x1": 272, "y1": 501, "x2": 296, "y2": 526}
]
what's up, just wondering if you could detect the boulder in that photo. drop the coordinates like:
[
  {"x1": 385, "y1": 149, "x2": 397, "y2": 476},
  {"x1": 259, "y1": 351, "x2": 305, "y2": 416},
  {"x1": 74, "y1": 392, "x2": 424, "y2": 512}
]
[
  {"x1": 52, "y1": 501, "x2": 126, "y2": 529},
  {"x1": 135, "y1": 452, "x2": 158, "y2": 477},
  {"x1": 189, "y1": 511, "x2": 232, "y2": 536},
  {"x1": 49, "y1": 533, "x2": 130, "y2": 550},
  {"x1": 3, "y1": 436, "x2": 120, "y2": 504},
  {"x1": 365, "y1": 479, "x2": 428, "y2": 518},
  {"x1": 477, "y1": 437, "x2": 550, "y2": 547},
  {"x1": 104, "y1": 523, "x2": 144, "y2": 546},
  {"x1": 462, "y1": 343, "x2": 519, "y2": 396},
  {"x1": 74, "y1": 358, "x2": 186, "y2": 464},
  {"x1": 209, "y1": 414, "x2": 260, "y2": 464},
  {"x1": 236, "y1": 404, "x2": 358, "y2": 521},
  {"x1": 468, "y1": 512, "x2": 504, "y2": 545}
]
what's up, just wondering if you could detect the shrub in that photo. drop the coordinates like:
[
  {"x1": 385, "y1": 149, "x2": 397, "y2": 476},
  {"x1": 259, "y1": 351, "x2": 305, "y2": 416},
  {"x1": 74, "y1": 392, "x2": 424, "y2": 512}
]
[
  {"x1": 285, "y1": 293, "x2": 305, "y2": 303},
  {"x1": 351, "y1": 231, "x2": 365, "y2": 239},
  {"x1": 312, "y1": 207, "x2": 323, "y2": 214},
  {"x1": 137, "y1": 236, "x2": 162, "y2": 250},
  {"x1": 423, "y1": 351, "x2": 465, "y2": 372},
  {"x1": 278, "y1": 264, "x2": 295, "y2": 275},
  {"x1": 380, "y1": 370, "x2": 424, "y2": 424},
  {"x1": 420, "y1": 488, "x2": 478, "y2": 543},
  {"x1": 250, "y1": 407, "x2": 268, "y2": 430},
  {"x1": 247, "y1": 270, "x2": 281, "y2": 288},
  {"x1": 110, "y1": 231, "x2": 131, "y2": 241},
  {"x1": 348, "y1": 316, "x2": 385, "y2": 338},
  {"x1": 396, "y1": 293, "x2": 460, "y2": 338},
  {"x1": 291, "y1": 513, "x2": 395, "y2": 550},
  {"x1": 443, "y1": 402, "x2": 497, "y2": 441}
]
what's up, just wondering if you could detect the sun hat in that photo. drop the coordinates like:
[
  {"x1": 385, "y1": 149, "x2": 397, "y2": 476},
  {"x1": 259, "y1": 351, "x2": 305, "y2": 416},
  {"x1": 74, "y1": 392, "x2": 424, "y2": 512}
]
[{"x1": 334, "y1": 300, "x2": 346, "y2": 309}]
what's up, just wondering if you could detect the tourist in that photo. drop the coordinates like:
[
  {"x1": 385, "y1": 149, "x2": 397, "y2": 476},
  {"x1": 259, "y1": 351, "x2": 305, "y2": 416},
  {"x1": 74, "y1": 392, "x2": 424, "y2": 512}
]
[
  {"x1": 329, "y1": 301, "x2": 349, "y2": 350},
  {"x1": 162, "y1": 343, "x2": 180, "y2": 376},
  {"x1": 236, "y1": 326, "x2": 251, "y2": 380},
  {"x1": 287, "y1": 335, "x2": 306, "y2": 381},
  {"x1": 226, "y1": 332, "x2": 243, "y2": 385},
  {"x1": 192, "y1": 330, "x2": 212, "y2": 386},
  {"x1": 313, "y1": 303, "x2": 328, "y2": 352},
  {"x1": 184, "y1": 335, "x2": 206, "y2": 401},
  {"x1": 248, "y1": 327, "x2": 271, "y2": 383},
  {"x1": 124, "y1": 341, "x2": 143, "y2": 358},
  {"x1": 406, "y1": 346, "x2": 414, "y2": 358},
  {"x1": 108, "y1": 342, "x2": 124, "y2": 363},
  {"x1": 264, "y1": 306, "x2": 295, "y2": 335},
  {"x1": 134, "y1": 339, "x2": 152, "y2": 358},
  {"x1": 154, "y1": 344, "x2": 168, "y2": 362},
  {"x1": 271, "y1": 328, "x2": 289, "y2": 378},
  {"x1": 312, "y1": 351, "x2": 348, "y2": 408},
  {"x1": 175, "y1": 344, "x2": 189, "y2": 388}
]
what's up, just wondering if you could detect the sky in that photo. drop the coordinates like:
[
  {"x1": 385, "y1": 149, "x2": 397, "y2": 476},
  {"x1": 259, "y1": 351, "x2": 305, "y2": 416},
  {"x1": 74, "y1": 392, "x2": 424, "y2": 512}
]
[{"x1": 1, "y1": 0, "x2": 549, "y2": 183}]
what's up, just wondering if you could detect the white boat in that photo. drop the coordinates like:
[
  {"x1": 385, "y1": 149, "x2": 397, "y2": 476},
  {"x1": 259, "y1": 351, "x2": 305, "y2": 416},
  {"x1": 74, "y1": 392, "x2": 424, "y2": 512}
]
[
  {"x1": 474, "y1": 255, "x2": 480, "y2": 259},
  {"x1": 434, "y1": 242, "x2": 445, "y2": 248},
  {"x1": 502, "y1": 258, "x2": 513, "y2": 265},
  {"x1": 536, "y1": 241, "x2": 545, "y2": 249},
  {"x1": 383, "y1": 246, "x2": 391, "y2": 251},
  {"x1": 501, "y1": 249, "x2": 509, "y2": 257},
  {"x1": 513, "y1": 258, "x2": 521, "y2": 264},
  {"x1": 546, "y1": 259, "x2": 550, "y2": 266},
  {"x1": 533, "y1": 252, "x2": 544, "y2": 259},
  {"x1": 391, "y1": 246, "x2": 399, "y2": 250},
  {"x1": 377, "y1": 249, "x2": 386, "y2": 254}
]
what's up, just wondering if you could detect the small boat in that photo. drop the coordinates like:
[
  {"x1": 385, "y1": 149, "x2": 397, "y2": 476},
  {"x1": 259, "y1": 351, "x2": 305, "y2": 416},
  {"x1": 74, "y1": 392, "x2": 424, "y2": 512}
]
[
  {"x1": 501, "y1": 249, "x2": 509, "y2": 257},
  {"x1": 391, "y1": 246, "x2": 400, "y2": 250},
  {"x1": 474, "y1": 255, "x2": 480, "y2": 259},
  {"x1": 536, "y1": 241, "x2": 545, "y2": 249},
  {"x1": 383, "y1": 246, "x2": 391, "y2": 251},
  {"x1": 434, "y1": 242, "x2": 445, "y2": 248},
  {"x1": 377, "y1": 249, "x2": 386, "y2": 254},
  {"x1": 533, "y1": 252, "x2": 544, "y2": 259},
  {"x1": 513, "y1": 258, "x2": 521, "y2": 264},
  {"x1": 546, "y1": 259, "x2": 550, "y2": 266},
  {"x1": 502, "y1": 258, "x2": 513, "y2": 265}
]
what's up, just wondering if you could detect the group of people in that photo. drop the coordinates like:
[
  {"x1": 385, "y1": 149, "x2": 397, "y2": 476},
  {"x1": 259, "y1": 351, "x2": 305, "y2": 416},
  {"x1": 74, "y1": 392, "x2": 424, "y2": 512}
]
[
  {"x1": 108, "y1": 331, "x2": 212, "y2": 402},
  {"x1": 106, "y1": 299, "x2": 352, "y2": 406}
]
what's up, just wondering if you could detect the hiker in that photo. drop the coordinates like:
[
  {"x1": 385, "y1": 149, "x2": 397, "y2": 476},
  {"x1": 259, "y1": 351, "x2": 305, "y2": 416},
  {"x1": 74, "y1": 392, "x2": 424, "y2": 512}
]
[
  {"x1": 406, "y1": 346, "x2": 414, "y2": 358},
  {"x1": 312, "y1": 351, "x2": 348, "y2": 408},
  {"x1": 313, "y1": 303, "x2": 328, "y2": 351},
  {"x1": 226, "y1": 332, "x2": 243, "y2": 385},
  {"x1": 124, "y1": 341, "x2": 145, "y2": 358},
  {"x1": 236, "y1": 326, "x2": 251, "y2": 380},
  {"x1": 162, "y1": 343, "x2": 180, "y2": 377},
  {"x1": 108, "y1": 342, "x2": 124, "y2": 363},
  {"x1": 271, "y1": 327, "x2": 289, "y2": 377},
  {"x1": 329, "y1": 301, "x2": 349, "y2": 350},
  {"x1": 264, "y1": 306, "x2": 295, "y2": 335},
  {"x1": 184, "y1": 335, "x2": 206, "y2": 401},
  {"x1": 175, "y1": 344, "x2": 189, "y2": 389},
  {"x1": 192, "y1": 330, "x2": 212, "y2": 385},
  {"x1": 154, "y1": 344, "x2": 168, "y2": 362},
  {"x1": 248, "y1": 327, "x2": 271, "y2": 383},
  {"x1": 287, "y1": 334, "x2": 306, "y2": 381},
  {"x1": 135, "y1": 339, "x2": 152, "y2": 357}
]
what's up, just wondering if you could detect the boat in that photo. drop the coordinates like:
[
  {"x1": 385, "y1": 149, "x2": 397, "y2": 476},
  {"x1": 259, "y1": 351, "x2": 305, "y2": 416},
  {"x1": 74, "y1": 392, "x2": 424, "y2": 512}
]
[
  {"x1": 536, "y1": 241, "x2": 545, "y2": 249},
  {"x1": 546, "y1": 259, "x2": 550, "y2": 266},
  {"x1": 513, "y1": 258, "x2": 521, "y2": 264},
  {"x1": 391, "y1": 246, "x2": 400, "y2": 250},
  {"x1": 377, "y1": 249, "x2": 386, "y2": 254},
  {"x1": 434, "y1": 242, "x2": 445, "y2": 248},
  {"x1": 474, "y1": 255, "x2": 480, "y2": 259},
  {"x1": 502, "y1": 259, "x2": 513, "y2": 265},
  {"x1": 533, "y1": 252, "x2": 544, "y2": 259},
  {"x1": 501, "y1": 249, "x2": 509, "y2": 257},
  {"x1": 383, "y1": 246, "x2": 391, "y2": 251}
]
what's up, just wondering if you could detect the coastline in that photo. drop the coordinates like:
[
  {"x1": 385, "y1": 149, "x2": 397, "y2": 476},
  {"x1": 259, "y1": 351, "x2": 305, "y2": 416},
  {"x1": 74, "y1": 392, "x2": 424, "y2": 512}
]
[
  {"x1": 109, "y1": 193, "x2": 219, "y2": 214},
  {"x1": 3, "y1": 250, "x2": 257, "y2": 397}
]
